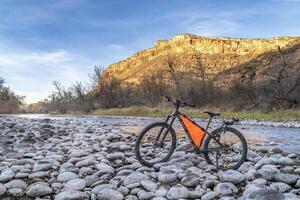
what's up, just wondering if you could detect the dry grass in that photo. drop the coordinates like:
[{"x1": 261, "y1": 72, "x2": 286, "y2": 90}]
[{"x1": 90, "y1": 106, "x2": 300, "y2": 120}]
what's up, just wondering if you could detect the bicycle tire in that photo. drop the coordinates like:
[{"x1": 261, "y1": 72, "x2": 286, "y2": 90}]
[
  {"x1": 135, "y1": 122, "x2": 176, "y2": 167},
  {"x1": 203, "y1": 127, "x2": 247, "y2": 170}
]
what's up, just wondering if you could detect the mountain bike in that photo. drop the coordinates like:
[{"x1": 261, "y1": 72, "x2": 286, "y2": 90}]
[{"x1": 135, "y1": 96, "x2": 247, "y2": 170}]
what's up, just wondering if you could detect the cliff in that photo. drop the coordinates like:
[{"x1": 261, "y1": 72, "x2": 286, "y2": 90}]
[{"x1": 102, "y1": 34, "x2": 300, "y2": 86}]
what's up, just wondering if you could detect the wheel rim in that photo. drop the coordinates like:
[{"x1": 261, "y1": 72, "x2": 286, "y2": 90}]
[
  {"x1": 206, "y1": 130, "x2": 245, "y2": 169},
  {"x1": 138, "y1": 126, "x2": 173, "y2": 165}
]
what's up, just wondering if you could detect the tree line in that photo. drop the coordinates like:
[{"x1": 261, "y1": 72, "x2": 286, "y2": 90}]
[
  {"x1": 36, "y1": 46, "x2": 300, "y2": 114},
  {"x1": 0, "y1": 77, "x2": 24, "y2": 113}
]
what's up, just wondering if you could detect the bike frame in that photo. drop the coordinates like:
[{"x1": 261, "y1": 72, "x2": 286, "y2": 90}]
[{"x1": 155, "y1": 105, "x2": 227, "y2": 153}]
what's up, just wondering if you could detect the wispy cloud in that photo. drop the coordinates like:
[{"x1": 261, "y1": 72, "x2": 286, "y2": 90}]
[
  {"x1": 0, "y1": 50, "x2": 73, "y2": 66},
  {"x1": 0, "y1": 49, "x2": 93, "y2": 103},
  {"x1": 155, "y1": 8, "x2": 257, "y2": 37},
  {"x1": 184, "y1": 18, "x2": 240, "y2": 37}
]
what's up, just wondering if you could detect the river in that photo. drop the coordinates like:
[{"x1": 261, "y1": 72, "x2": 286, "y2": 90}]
[{"x1": 6, "y1": 114, "x2": 299, "y2": 154}]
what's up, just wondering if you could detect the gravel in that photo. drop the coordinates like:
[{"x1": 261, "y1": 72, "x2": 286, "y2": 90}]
[{"x1": 0, "y1": 116, "x2": 298, "y2": 199}]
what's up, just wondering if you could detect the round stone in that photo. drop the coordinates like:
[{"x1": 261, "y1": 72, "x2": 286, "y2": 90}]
[
  {"x1": 296, "y1": 179, "x2": 300, "y2": 188},
  {"x1": 218, "y1": 170, "x2": 244, "y2": 184},
  {"x1": 287, "y1": 153, "x2": 297, "y2": 159},
  {"x1": 252, "y1": 178, "x2": 267, "y2": 186},
  {"x1": 92, "y1": 184, "x2": 117, "y2": 194},
  {"x1": 29, "y1": 171, "x2": 49, "y2": 179},
  {"x1": 75, "y1": 158, "x2": 97, "y2": 168},
  {"x1": 4, "y1": 179, "x2": 27, "y2": 190},
  {"x1": 255, "y1": 165, "x2": 279, "y2": 181},
  {"x1": 7, "y1": 188, "x2": 24, "y2": 197},
  {"x1": 277, "y1": 157, "x2": 294, "y2": 166},
  {"x1": 0, "y1": 183, "x2": 6, "y2": 196},
  {"x1": 181, "y1": 175, "x2": 200, "y2": 187},
  {"x1": 54, "y1": 190, "x2": 89, "y2": 200},
  {"x1": 32, "y1": 161, "x2": 52, "y2": 172},
  {"x1": 106, "y1": 152, "x2": 125, "y2": 160},
  {"x1": 0, "y1": 169, "x2": 15, "y2": 182},
  {"x1": 158, "y1": 170, "x2": 177, "y2": 184},
  {"x1": 270, "y1": 182, "x2": 291, "y2": 193},
  {"x1": 95, "y1": 163, "x2": 114, "y2": 175},
  {"x1": 166, "y1": 184, "x2": 189, "y2": 199},
  {"x1": 57, "y1": 172, "x2": 79, "y2": 183},
  {"x1": 96, "y1": 188, "x2": 124, "y2": 200},
  {"x1": 26, "y1": 182, "x2": 53, "y2": 197},
  {"x1": 123, "y1": 172, "x2": 149, "y2": 186},
  {"x1": 64, "y1": 179, "x2": 86, "y2": 191},
  {"x1": 138, "y1": 190, "x2": 154, "y2": 199},
  {"x1": 214, "y1": 182, "x2": 238, "y2": 195},
  {"x1": 201, "y1": 191, "x2": 219, "y2": 200},
  {"x1": 245, "y1": 188, "x2": 284, "y2": 199},
  {"x1": 155, "y1": 185, "x2": 169, "y2": 197},
  {"x1": 273, "y1": 172, "x2": 298, "y2": 185},
  {"x1": 141, "y1": 180, "x2": 157, "y2": 192}
]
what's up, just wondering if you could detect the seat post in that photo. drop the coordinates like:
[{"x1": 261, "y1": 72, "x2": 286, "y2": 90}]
[{"x1": 205, "y1": 116, "x2": 213, "y2": 133}]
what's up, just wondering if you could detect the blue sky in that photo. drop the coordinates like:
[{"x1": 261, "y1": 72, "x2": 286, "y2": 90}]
[{"x1": 1, "y1": 0, "x2": 300, "y2": 103}]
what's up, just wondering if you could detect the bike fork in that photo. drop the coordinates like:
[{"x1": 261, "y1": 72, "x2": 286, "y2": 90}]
[{"x1": 156, "y1": 116, "x2": 176, "y2": 147}]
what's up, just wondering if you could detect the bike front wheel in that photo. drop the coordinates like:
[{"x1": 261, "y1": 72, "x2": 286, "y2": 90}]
[
  {"x1": 203, "y1": 127, "x2": 247, "y2": 170},
  {"x1": 135, "y1": 122, "x2": 176, "y2": 167}
]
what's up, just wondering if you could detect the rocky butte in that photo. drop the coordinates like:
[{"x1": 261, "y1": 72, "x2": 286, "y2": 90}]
[{"x1": 102, "y1": 34, "x2": 300, "y2": 87}]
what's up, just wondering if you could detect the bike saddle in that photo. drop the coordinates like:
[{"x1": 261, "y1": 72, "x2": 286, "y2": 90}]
[{"x1": 203, "y1": 111, "x2": 220, "y2": 117}]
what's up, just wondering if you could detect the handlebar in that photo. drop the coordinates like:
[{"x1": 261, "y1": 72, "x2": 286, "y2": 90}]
[{"x1": 165, "y1": 96, "x2": 196, "y2": 108}]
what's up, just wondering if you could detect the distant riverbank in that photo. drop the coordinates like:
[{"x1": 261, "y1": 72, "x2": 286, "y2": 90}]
[
  {"x1": 60, "y1": 106, "x2": 300, "y2": 128},
  {"x1": 6, "y1": 107, "x2": 300, "y2": 128}
]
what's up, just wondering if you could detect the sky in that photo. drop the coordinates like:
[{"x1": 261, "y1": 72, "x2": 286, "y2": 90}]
[{"x1": 1, "y1": 0, "x2": 300, "y2": 103}]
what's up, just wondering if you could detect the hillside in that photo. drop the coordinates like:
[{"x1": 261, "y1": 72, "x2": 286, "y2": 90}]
[
  {"x1": 39, "y1": 34, "x2": 300, "y2": 113},
  {"x1": 103, "y1": 34, "x2": 300, "y2": 86}
]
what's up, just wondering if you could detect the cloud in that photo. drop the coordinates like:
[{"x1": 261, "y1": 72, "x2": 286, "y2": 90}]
[
  {"x1": 154, "y1": 5, "x2": 260, "y2": 37},
  {"x1": 185, "y1": 18, "x2": 240, "y2": 37},
  {"x1": 0, "y1": 50, "x2": 73, "y2": 66},
  {"x1": 0, "y1": 49, "x2": 93, "y2": 103},
  {"x1": 107, "y1": 44, "x2": 125, "y2": 51}
]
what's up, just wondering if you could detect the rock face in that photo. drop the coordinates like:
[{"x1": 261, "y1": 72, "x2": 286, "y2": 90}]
[
  {"x1": 102, "y1": 34, "x2": 300, "y2": 87},
  {"x1": 0, "y1": 116, "x2": 299, "y2": 199}
]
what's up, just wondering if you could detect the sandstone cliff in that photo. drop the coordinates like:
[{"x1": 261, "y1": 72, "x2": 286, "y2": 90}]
[{"x1": 103, "y1": 34, "x2": 300, "y2": 86}]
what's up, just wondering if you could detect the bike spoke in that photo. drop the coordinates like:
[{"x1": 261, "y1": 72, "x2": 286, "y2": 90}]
[
  {"x1": 139, "y1": 126, "x2": 173, "y2": 164},
  {"x1": 206, "y1": 130, "x2": 245, "y2": 170}
]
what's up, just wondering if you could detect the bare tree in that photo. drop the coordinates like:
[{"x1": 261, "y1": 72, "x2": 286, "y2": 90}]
[
  {"x1": 89, "y1": 65, "x2": 104, "y2": 90},
  {"x1": 0, "y1": 77, "x2": 4, "y2": 88},
  {"x1": 194, "y1": 54, "x2": 206, "y2": 83},
  {"x1": 140, "y1": 66, "x2": 167, "y2": 105},
  {"x1": 52, "y1": 80, "x2": 65, "y2": 101},
  {"x1": 263, "y1": 46, "x2": 300, "y2": 109},
  {"x1": 166, "y1": 54, "x2": 183, "y2": 98},
  {"x1": 72, "y1": 82, "x2": 86, "y2": 100},
  {"x1": 0, "y1": 77, "x2": 24, "y2": 113}
]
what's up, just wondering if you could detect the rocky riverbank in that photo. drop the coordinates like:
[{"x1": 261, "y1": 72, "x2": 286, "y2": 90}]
[{"x1": 0, "y1": 116, "x2": 299, "y2": 199}]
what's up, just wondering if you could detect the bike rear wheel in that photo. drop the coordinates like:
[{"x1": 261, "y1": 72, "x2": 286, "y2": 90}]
[
  {"x1": 135, "y1": 122, "x2": 176, "y2": 167},
  {"x1": 203, "y1": 127, "x2": 247, "y2": 170}
]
